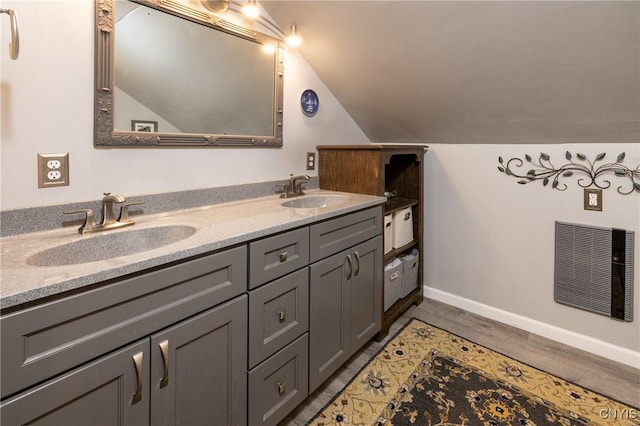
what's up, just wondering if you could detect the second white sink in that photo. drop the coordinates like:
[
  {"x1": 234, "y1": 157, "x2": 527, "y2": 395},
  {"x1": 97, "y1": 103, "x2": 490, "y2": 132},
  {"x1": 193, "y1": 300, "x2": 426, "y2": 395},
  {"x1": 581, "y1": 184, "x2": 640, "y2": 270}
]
[{"x1": 281, "y1": 194, "x2": 353, "y2": 209}]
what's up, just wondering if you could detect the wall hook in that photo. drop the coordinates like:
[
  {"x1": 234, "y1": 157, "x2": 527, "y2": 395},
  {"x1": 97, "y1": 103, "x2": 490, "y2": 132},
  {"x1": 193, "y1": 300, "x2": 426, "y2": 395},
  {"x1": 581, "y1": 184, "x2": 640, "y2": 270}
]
[{"x1": 0, "y1": 8, "x2": 19, "y2": 60}]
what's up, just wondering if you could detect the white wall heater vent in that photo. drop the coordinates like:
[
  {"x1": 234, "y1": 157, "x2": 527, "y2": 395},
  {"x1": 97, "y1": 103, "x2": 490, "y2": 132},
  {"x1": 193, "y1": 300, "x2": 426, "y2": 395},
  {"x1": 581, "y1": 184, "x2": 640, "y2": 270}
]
[{"x1": 554, "y1": 222, "x2": 634, "y2": 321}]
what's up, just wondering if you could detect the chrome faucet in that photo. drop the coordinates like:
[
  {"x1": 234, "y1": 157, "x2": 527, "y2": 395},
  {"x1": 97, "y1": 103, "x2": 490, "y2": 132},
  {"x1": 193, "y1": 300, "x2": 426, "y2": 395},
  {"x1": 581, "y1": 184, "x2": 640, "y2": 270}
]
[
  {"x1": 64, "y1": 193, "x2": 144, "y2": 234},
  {"x1": 101, "y1": 193, "x2": 126, "y2": 226},
  {"x1": 279, "y1": 174, "x2": 310, "y2": 198}
]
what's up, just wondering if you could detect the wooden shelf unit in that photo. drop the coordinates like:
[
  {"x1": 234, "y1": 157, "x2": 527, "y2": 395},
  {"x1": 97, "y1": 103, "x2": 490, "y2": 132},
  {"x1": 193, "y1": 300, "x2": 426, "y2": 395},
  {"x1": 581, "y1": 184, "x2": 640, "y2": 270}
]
[{"x1": 317, "y1": 144, "x2": 426, "y2": 339}]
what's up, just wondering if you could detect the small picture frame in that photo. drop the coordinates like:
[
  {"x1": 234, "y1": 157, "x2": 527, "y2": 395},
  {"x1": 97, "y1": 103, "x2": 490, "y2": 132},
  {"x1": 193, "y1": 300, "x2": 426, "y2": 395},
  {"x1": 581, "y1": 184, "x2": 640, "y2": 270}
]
[{"x1": 131, "y1": 120, "x2": 158, "y2": 132}]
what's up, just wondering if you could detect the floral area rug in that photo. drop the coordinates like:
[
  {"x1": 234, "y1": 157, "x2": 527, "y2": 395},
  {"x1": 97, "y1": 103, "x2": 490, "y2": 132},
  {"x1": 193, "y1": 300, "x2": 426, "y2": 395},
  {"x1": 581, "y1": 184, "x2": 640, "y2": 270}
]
[{"x1": 309, "y1": 318, "x2": 639, "y2": 426}]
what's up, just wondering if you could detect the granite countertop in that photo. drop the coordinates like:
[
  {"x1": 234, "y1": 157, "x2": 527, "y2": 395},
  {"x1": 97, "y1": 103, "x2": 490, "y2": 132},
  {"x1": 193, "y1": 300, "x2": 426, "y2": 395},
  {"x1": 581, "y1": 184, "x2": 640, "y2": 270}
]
[{"x1": 0, "y1": 190, "x2": 385, "y2": 310}]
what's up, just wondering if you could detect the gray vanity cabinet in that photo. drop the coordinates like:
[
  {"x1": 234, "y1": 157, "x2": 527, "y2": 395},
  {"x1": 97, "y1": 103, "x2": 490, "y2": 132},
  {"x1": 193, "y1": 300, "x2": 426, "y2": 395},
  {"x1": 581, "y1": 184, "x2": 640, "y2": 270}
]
[
  {"x1": 308, "y1": 208, "x2": 383, "y2": 393},
  {"x1": 1, "y1": 296, "x2": 247, "y2": 426},
  {"x1": 1, "y1": 245, "x2": 247, "y2": 399},
  {"x1": 1, "y1": 204, "x2": 385, "y2": 425},
  {"x1": 150, "y1": 296, "x2": 248, "y2": 426},
  {"x1": 0, "y1": 340, "x2": 150, "y2": 426},
  {"x1": 1, "y1": 245, "x2": 248, "y2": 425}
]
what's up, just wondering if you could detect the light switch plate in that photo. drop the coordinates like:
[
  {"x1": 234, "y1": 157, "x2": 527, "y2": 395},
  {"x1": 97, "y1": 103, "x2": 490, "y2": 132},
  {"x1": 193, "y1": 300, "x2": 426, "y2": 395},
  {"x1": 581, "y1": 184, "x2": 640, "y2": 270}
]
[
  {"x1": 584, "y1": 188, "x2": 602, "y2": 211},
  {"x1": 38, "y1": 153, "x2": 69, "y2": 188}
]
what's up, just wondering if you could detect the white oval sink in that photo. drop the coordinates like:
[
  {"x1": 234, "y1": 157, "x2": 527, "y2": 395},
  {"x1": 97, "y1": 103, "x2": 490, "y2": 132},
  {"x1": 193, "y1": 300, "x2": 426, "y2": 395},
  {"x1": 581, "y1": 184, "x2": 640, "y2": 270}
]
[
  {"x1": 27, "y1": 225, "x2": 197, "y2": 266},
  {"x1": 281, "y1": 194, "x2": 353, "y2": 209}
]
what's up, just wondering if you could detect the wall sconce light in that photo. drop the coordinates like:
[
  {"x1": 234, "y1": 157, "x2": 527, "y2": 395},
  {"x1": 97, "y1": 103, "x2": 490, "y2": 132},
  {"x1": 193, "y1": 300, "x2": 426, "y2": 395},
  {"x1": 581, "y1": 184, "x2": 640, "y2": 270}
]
[
  {"x1": 286, "y1": 24, "x2": 301, "y2": 47},
  {"x1": 200, "y1": 0, "x2": 230, "y2": 13},
  {"x1": 201, "y1": 0, "x2": 303, "y2": 48},
  {"x1": 242, "y1": 0, "x2": 260, "y2": 19},
  {"x1": 262, "y1": 43, "x2": 276, "y2": 54}
]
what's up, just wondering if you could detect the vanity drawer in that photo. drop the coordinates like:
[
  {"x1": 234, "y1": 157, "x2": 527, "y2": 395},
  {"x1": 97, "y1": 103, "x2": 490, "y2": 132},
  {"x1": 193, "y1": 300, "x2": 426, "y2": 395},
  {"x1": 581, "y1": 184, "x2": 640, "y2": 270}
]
[
  {"x1": 310, "y1": 207, "x2": 382, "y2": 262},
  {"x1": 0, "y1": 245, "x2": 247, "y2": 399},
  {"x1": 248, "y1": 334, "x2": 309, "y2": 426},
  {"x1": 249, "y1": 268, "x2": 309, "y2": 368},
  {"x1": 249, "y1": 227, "x2": 309, "y2": 289}
]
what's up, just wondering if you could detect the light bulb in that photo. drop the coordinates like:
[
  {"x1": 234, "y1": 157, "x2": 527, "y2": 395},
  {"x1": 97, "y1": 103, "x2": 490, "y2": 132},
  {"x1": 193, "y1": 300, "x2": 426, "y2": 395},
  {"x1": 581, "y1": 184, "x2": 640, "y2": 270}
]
[
  {"x1": 286, "y1": 24, "x2": 301, "y2": 47},
  {"x1": 262, "y1": 43, "x2": 276, "y2": 54},
  {"x1": 242, "y1": 0, "x2": 259, "y2": 19}
]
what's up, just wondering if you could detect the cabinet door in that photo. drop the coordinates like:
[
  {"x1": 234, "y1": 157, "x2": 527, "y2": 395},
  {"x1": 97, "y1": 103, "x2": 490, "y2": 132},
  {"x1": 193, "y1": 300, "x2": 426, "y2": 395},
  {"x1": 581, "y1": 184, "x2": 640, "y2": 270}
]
[
  {"x1": 350, "y1": 236, "x2": 382, "y2": 352},
  {"x1": 150, "y1": 296, "x2": 248, "y2": 426},
  {"x1": 309, "y1": 249, "x2": 351, "y2": 393},
  {"x1": 0, "y1": 340, "x2": 149, "y2": 426}
]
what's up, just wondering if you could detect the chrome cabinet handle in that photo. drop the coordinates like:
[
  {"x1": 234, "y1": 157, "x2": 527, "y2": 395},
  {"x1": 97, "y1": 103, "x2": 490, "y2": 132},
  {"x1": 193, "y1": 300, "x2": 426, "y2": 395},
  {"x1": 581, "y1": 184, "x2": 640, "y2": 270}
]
[
  {"x1": 132, "y1": 352, "x2": 144, "y2": 404},
  {"x1": 159, "y1": 340, "x2": 169, "y2": 388},
  {"x1": 277, "y1": 382, "x2": 286, "y2": 396},
  {"x1": 0, "y1": 9, "x2": 19, "y2": 60},
  {"x1": 279, "y1": 251, "x2": 288, "y2": 262},
  {"x1": 278, "y1": 310, "x2": 287, "y2": 322},
  {"x1": 345, "y1": 254, "x2": 353, "y2": 280},
  {"x1": 353, "y1": 251, "x2": 360, "y2": 276}
]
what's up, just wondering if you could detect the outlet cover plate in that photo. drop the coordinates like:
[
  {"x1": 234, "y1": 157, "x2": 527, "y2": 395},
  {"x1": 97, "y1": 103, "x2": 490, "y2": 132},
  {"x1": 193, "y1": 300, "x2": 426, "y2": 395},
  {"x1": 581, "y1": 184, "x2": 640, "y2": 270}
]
[
  {"x1": 583, "y1": 188, "x2": 602, "y2": 211},
  {"x1": 306, "y1": 152, "x2": 316, "y2": 170},
  {"x1": 38, "y1": 153, "x2": 69, "y2": 188}
]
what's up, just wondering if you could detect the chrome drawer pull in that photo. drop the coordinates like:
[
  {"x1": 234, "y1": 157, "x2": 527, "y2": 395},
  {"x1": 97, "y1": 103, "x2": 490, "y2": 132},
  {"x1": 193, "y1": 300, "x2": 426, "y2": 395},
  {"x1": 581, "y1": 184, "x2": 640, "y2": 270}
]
[
  {"x1": 279, "y1": 251, "x2": 288, "y2": 262},
  {"x1": 278, "y1": 310, "x2": 287, "y2": 322},
  {"x1": 132, "y1": 352, "x2": 144, "y2": 404},
  {"x1": 345, "y1": 254, "x2": 353, "y2": 279},
  {"x1": 353, "y1": 250, "x2": 360, "y2": 276},
  {"x1": 277, "y1": 382, "x2": 286, "y2": 395},
  {"x1": 159, "y1": 340, "x2": 169, "y2": 388}
]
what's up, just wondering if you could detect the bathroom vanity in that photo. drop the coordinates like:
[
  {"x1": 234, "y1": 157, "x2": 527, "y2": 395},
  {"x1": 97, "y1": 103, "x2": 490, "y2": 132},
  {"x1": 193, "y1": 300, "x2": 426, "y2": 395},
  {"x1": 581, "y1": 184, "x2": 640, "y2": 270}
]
[{"x1": 0, "y1": 191, "x2": 384, "y2": 426}]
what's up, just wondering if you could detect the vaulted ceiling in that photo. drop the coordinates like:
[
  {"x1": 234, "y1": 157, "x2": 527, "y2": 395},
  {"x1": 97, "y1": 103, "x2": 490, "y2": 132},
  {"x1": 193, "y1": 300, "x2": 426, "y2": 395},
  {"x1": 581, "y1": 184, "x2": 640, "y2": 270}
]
[{"x1": 262, "y1": 1, "x2": 640, "y2": 144}]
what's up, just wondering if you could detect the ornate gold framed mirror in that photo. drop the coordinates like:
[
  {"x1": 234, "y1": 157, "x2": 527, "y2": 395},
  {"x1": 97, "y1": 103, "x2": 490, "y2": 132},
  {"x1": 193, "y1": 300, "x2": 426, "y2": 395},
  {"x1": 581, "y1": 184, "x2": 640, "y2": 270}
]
[{"x1": 95, "y1": 0, "x2": 284, "y2": 147}]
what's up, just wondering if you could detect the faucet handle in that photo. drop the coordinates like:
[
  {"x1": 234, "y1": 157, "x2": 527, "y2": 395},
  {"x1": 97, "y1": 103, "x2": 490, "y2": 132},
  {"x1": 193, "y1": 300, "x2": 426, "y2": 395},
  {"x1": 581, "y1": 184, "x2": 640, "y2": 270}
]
[
  {"x1": 277, "y1": 183, "x2": 290, "y2": 198},
  {"x1": 64, "y1": 209, "x2": 96, "y2": 234},
  {"x1": 295, "y1": 182, "x2": 307, "y2": 196},
  {"x1": 118, "y1": 202, "x2": 145, "y2": 223}
]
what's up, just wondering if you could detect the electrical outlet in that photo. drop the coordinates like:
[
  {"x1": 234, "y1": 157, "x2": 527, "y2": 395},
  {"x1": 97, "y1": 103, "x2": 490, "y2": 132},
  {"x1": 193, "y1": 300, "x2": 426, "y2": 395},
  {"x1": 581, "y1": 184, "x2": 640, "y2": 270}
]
[
  {"x1": 584, "y1": 188, "x2": 602, "y2": 211},
  {"x1": 38, "y1": 153, "x2": 69, "y2": 188},
  {"x1": 306, "y1": 152, "x2": 316, "y2": 170}
]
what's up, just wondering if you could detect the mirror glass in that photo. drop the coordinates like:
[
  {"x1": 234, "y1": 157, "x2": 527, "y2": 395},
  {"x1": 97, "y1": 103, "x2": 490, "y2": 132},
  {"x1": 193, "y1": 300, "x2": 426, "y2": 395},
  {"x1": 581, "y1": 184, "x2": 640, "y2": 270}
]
[{"x1": 95, "y1": 0, "x2": 284, "y2": 147}]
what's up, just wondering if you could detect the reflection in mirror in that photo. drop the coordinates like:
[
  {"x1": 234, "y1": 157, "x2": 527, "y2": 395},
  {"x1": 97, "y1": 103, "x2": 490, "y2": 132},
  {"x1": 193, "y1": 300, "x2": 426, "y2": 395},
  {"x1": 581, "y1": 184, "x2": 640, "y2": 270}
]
[{"x1": 95, "y1": 0, "x2": 284, "y2": 147}]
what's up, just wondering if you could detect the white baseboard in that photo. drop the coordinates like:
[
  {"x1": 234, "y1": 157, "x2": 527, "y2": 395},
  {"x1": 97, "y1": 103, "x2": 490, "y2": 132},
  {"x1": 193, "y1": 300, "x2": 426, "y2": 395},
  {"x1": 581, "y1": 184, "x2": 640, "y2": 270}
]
[{"x1": 424, "y1": 286, "x2": 640, "y2": 369}]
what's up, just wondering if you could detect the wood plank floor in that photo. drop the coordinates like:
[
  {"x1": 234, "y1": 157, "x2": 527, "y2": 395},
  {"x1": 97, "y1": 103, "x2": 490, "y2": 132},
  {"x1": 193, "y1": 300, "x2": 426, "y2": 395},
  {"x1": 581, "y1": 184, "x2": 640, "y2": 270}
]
[{"x1": 280, "y1": 298, "x2": 640, "y2": 425}]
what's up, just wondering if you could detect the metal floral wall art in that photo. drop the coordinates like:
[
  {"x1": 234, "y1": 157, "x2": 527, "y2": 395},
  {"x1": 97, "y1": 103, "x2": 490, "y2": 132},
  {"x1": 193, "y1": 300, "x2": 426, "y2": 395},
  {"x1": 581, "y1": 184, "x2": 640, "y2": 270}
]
[{"x1": 498, "y1": 152, "x2": 640, "y2": 194}]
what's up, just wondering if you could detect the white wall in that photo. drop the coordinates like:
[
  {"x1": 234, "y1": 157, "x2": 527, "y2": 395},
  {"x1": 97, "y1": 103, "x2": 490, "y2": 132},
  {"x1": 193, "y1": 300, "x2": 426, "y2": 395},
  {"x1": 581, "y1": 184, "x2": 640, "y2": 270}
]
[
  {"x1": 0, "y1": 0, "x2": 370, "y2": 211},
  {"x1": 424, "y1": 143, "x2": 640, "y2": 366}
]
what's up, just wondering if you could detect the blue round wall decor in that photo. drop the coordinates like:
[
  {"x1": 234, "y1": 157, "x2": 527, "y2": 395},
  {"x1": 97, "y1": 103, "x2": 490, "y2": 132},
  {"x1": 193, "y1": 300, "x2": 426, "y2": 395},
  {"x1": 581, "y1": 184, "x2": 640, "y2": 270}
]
[{"x1": 301, "y1": 89, "x2": 319, "y2": 117}]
